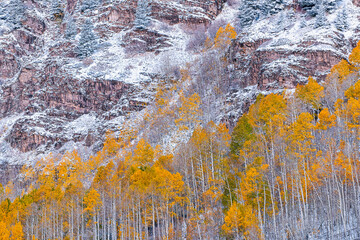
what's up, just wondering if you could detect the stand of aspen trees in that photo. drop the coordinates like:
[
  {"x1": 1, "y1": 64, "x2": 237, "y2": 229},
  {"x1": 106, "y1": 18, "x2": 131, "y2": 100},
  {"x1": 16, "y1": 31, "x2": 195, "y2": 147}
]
[{"x1": 1, "y1": 25, "x2": 360, "y2": 239}]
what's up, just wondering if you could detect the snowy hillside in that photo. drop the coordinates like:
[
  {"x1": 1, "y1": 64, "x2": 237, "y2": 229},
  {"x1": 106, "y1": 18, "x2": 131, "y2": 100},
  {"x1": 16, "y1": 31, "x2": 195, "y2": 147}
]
[{"x1": 0, "y1": 0, "x2": 359, "y2": 167}]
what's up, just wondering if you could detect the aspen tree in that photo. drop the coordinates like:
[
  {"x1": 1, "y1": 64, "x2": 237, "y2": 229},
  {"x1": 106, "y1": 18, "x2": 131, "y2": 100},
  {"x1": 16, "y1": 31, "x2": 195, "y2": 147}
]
[
  {"x1": 0, "y1": 221, "x2": 10, "y2": 240},
  {"x1": 10, "y1": 222, "x2": 24, "y2": 240},
  {"x1": 214, "y1": 24, "x2": 237, "y2": 51},
  {"x1": 175, "y1": 91, "x2": 202, "y2": 131},
  {"x1": 295, "y1": 76, "x2": 324, "y2": 111}
]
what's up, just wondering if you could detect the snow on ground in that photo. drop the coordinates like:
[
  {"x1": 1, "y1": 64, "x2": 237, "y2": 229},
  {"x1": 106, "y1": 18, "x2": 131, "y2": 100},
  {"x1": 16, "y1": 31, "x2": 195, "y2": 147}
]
[
  {"x1": 240, "y1": 0, "x2": 359, "y2": 56},
  {"x1": 63, "y1": 16, "x2": 194, "y2": 86},
  {"x1": 0, "y1": 115, "x2": 26, "y2": 164},
  {"x1": 64, "y1": 113, "x2": 99, "y2": 137},
  {"x1": 211, "y1": 1, "x2": 241, "y2": 27}
]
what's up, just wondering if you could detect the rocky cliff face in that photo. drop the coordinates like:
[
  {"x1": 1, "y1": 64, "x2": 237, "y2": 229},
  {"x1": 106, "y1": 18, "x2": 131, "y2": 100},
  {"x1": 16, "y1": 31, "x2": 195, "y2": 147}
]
[
  {"x1": 0, "y1": 0, "x2": 359, "y2": 179},
  {"x1": 222, "y1": 0, "x2": 360, "y2": 123},
  {"x1": 0, "y1": 0, "x2": 228, "y2": 168}
]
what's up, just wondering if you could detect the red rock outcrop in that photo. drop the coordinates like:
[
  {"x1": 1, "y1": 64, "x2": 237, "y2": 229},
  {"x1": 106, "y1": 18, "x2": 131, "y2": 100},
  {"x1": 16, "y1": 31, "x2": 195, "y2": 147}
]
[
  {"x1": 0, "y1": 58, "x2": 149, "y2": 153},
  {"x1": 152, "y1": 0, "x2": 226, "y2": 25},
  {"x1": 98, "y1": 0, "x2": 137, "y2": 27},
  {"x1": 13, "y1": 30, "x2": 40, "y2": 53},
  {"x1": 96, "y1": 0, "x2": 227, "y2": 35},
  {"x1": 2, "y1": 72, "x2": 147, "y2": 152},
  {"x1": 230, "y1": 39, "x2": 346, "y2": 90},
  {"x1": 23, "y1": 16, "x2": 46, "y2": 35},
  {"x1": 122, "y1": 29, "x2": 172, "y2": 54},
  {"x1": 0, "y1": 63, "x2": 144, "y2": 116},
  {"x1": 67, "y1": 0, "x2": 78, "y2": 13},
  {"x1": 0, "y1": 50, "x2": 19, "y2": 80}
]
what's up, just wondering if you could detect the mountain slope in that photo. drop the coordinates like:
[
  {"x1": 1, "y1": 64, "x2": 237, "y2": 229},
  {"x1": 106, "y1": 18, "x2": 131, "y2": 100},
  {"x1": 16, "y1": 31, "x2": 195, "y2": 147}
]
[{"x1": 0, "y1": 0, "x2": 359, "y2": 173}]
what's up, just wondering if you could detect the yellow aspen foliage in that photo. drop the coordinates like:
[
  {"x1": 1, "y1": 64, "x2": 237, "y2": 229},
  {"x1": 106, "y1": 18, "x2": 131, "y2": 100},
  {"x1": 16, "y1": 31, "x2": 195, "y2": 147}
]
[
  {"x1": 327, "y1": 42, "x2": 360, "y2": 85},
  {"x1": 5, "y1": 181, "x2": 14, "y2": 200},
  {"x1": 345, "y1": 97, "x2": 360, "y2": 130},
  {"x1": 248, "y1": 93, "x2": 287, "y2": 129},
  {"x1": 130, "y1": 164, "x2": 185, "y2": 206},
  {"x1": 345, "y1": 79, "x2": 360, "y2": 99},
  {"x1": 93, "y1": 161, "x2": 116, "y2": 192},
  {"x1": 153, "y1": 84, "x2": 175, "y2": 116},
  {"x1": 21, "y1": 164, "x2": 35, "y2": 183},
  {"x1": 214, "y1": 24, "x2": 237, "y2": 50},
  {"x1": 315, "y1": 108, "x2": 336, "y2": 130},
  {"x1": 180, "y1": 68, "x2": 191, "y2": 82},
  {"x1": 153, "y1": 166, "x2": 185, "y2": 203},
  {"x1": 334, "y1": 98, "x2": 345, "y2": 117},
  {"x1": 288, "y1": 112, "x2": 314, "y2": 144},
  {"x1": 57, "y1": 159, "x2": 70, "y2": 185},
  {"x1": 287, "y1": 112, "x2": 315, "y2": 167},
  {"x1": 155, "y1": 86, "x2": 167, "y2": 107},
  {"x1": 329, "y1": 59, "x2": 354, "y2": 83},
  {"x1": 0, "y1": 221, "x2": 10, "y2": 240},
  {"x1": 240, "y1": 164, "x2": 269, "y2": 207},
  {"x1": 216, "y1": 122, "x2": 231, "y2": 149},
  {"x1": 36, "y1": 158, "x2": 58, "y2": 203},
  {"x1": 175, "y1": 91, "x2": 201, "y2": 131},
  {"x1": 295, "y1": 76, "x2": 324, "y2": 109},
  {"x1": 83, "y1": 189, "x2": 101, "y2": 216},
  {"x1": 308, "y1": 151, "x2": 325, "y2": 181},
  {"x1": 203, "y1": 37, "x2": 213, "y2": 50},
  {"x1": 10, "y1": 222, "x2": 24, "y2": 240},
  {"x1": 222, "y1": 202, "x2": 259, "y2": 238},
  {"x1": 60, "y1": 150, "x2": 87, "y2": 190},
  {"x1": 203, "y1": 184, "x2": 221, "y2": 203},
  {"x1": 189, "y1": 125, "x2": 208, "y2": 150},
  {"x1": 155, "y1": 153, "x2": 174, "y2": 171},
  {"x1": 214, "y1": 27, "x2": 225, "y2": 47},
  {"x1": 257, "y1": 93, "x2": 287, "y2": 125},
  {"x1": 103, "y1": 131, "x2": 120, "y2": 155},
  {"x1": 349, "y1": 41, "x2": 360, "y2": 67},
  {"x1": 333, "y1": 142, "x2": 355, "y2": 182},
  {"x1": 130, "y1": 166, "x2": 153, "y2": 194},
  {"x1": 132, "y1": 138, "x2": 154, "y2": 166}
]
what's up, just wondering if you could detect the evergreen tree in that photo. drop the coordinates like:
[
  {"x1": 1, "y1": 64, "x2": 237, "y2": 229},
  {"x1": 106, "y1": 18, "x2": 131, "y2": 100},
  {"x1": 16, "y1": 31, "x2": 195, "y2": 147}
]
[
  {"x1": 0, "y1": 3, "x2": 6, "y2": 21},
  {"x1": 335, "y1": 8, "x2": 349, "y2": 31},
  {"x1": 75, "y1": 19, "x2": 97, "y2": 59},
  {"x1": 265, "y1": 0, "x2": 284, "y2": 15},
  {"x1": 300, "y1": 17, "x2": 307, "y2": 28},
  {"x1": 315, "y1": 2, "x2": 328, "y2": 28},
  {"x1": 134, "y1": 0, "x2": 151, "y2": 29},
  {"x1": 81, "y1": 0, "x2": 100, "y2": 13},
  {"x1": 323, "y1": 0, "x2": 337, "y2": 13},
  {"x1": 299, "y1": 0, "x2": 337, "y2": 16},
  {"x1": 5, "y1": 0, "x2": 25, "y2": 30},
  {"x1": 65, "y1": 16, "x2": 77, "y2": 39},
  {"x1": 238, "y1": 0, "x2": 262, "y2": 28},
  {"x1": 298, "y1": 0, "x2": 317, "y2": 13}
]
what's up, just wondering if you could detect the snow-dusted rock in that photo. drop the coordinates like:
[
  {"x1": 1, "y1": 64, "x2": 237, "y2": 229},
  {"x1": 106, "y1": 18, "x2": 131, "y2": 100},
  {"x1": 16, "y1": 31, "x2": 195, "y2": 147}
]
[{"x1": 0, "y1": 0, "x2": 360, "y2": 176}]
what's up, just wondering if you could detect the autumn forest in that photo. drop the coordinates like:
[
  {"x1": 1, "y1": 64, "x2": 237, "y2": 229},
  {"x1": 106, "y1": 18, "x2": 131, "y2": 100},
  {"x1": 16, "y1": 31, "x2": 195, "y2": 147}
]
[{"x1": 2, "y1": 24, "x2": 360, "y2": 239}]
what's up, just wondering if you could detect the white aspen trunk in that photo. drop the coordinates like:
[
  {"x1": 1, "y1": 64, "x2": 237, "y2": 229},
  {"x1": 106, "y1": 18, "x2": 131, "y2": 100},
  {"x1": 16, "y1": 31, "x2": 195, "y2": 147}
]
[
  {"x1": 152, "y1": 197, "x2": 156, "y2": 240},
  {"x1": 112, "y1": 191, "x2": 117, "y2": 240},
  {"x1": 156, "y1": 204, "x2": 161, "y2": 239}
]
